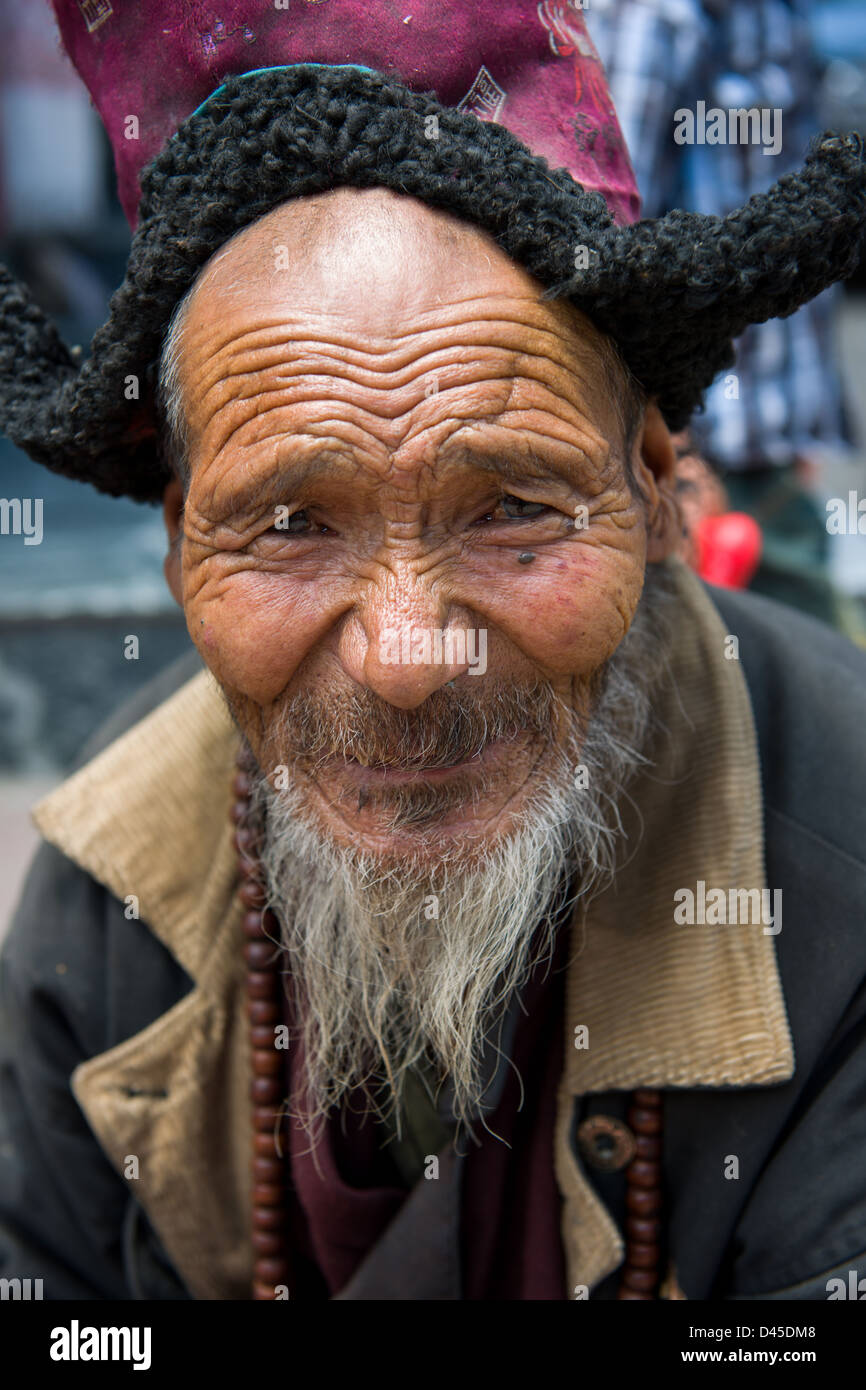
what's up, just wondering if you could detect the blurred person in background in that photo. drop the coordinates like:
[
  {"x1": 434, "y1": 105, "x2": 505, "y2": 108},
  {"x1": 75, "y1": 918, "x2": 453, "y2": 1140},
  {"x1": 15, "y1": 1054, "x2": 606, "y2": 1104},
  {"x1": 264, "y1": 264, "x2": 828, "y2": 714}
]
[{"x1": 588, "y1": 0, "x2": 865, "y2": 633}]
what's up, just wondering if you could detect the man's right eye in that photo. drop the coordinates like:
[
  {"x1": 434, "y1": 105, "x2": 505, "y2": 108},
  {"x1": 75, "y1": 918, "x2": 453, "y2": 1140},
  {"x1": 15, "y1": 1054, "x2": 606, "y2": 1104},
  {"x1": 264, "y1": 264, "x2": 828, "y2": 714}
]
[
  {"x1": 263, "y1": 508, "x2": 334, "y2": 539},
  {"x1": 273, "y1": 509, "x2": 313, "y2": 533}
]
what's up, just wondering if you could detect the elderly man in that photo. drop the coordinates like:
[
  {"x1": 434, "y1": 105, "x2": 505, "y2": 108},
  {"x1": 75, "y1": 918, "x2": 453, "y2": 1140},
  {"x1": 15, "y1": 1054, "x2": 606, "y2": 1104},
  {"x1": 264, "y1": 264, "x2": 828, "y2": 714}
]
[{"x1": 0, "y1": 3, "x2": 865, "y2": 1303}]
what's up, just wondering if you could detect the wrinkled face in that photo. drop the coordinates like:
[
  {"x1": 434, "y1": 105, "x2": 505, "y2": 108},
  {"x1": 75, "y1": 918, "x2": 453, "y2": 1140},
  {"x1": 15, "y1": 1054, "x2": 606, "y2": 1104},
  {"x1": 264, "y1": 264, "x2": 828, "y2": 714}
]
[{"x1": 162, "y1": 187, "x2": 677, "y2": 864}]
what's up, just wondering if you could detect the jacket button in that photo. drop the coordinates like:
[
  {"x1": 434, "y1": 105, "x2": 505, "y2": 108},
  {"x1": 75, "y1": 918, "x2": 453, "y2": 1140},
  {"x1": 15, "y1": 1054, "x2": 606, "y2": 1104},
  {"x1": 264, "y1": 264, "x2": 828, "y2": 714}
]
[{"x1": 577, "y1": 1115, "x2": 637, "y2": 1172}]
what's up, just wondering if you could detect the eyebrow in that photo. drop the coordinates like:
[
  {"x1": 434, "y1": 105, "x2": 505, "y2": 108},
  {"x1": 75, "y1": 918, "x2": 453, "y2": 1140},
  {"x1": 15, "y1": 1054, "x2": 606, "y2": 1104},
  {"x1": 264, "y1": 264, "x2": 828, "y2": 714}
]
[
  {"x1": 210, "y1": 436, "x2": 594, "y2": 520},
  {"x1": 209, "y1": 453, "x2": 352, "y2": 519},
  {"x1": 439, "y1": 439, "x2": 592, "y2": 487}
]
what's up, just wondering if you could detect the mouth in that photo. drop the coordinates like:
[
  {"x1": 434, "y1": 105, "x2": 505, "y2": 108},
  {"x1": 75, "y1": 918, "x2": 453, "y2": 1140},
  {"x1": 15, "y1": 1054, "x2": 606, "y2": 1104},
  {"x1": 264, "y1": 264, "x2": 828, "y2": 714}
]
[
  {"x1": 288, "y1": 727, "x2": 556, "y2": 851},
  {"x1": 318, "y1": 733, "x2": 532, "y2": 786}
]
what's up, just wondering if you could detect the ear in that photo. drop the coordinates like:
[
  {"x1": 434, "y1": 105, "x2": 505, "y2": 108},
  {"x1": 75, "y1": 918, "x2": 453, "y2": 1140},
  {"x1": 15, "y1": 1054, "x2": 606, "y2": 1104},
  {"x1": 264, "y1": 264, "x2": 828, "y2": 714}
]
[
  {"x1": 162, "y1": 476, "x2": 184, "y2": 608},
  {"x1": 630, "y1": 401, "x2": 682, "y2": 562}
]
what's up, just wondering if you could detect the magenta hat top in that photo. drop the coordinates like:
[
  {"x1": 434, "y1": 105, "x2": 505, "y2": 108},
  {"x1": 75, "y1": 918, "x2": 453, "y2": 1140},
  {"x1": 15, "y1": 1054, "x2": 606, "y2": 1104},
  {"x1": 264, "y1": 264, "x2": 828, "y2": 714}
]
[{"x1": 50, "y1": 0, "x2": 640, "y2": 228}]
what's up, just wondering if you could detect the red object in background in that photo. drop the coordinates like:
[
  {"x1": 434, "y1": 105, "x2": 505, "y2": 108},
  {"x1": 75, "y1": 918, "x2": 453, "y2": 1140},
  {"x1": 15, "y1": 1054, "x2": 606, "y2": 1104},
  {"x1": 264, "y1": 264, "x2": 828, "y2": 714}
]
[{"x1": 695, "y1": 512, "x2": 763, "y2": 590}]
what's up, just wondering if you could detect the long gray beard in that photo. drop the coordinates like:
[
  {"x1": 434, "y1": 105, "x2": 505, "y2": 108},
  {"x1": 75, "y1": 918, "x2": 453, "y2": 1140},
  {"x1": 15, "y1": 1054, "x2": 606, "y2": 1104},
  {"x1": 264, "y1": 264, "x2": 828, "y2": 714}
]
[{"x1": 248, "y1": 562, "x2": 675, "y2": 1134}]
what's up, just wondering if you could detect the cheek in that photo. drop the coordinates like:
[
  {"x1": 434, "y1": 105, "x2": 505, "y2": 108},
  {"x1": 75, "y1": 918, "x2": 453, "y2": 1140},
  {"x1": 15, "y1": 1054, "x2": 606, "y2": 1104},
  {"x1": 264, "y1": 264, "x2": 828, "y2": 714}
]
[
  {"x1": 183, "y1": 564, "x2": 332, "y2": 705},
  {"x1": 482, "y1": 540, "x2": 648, "y2": 679}
]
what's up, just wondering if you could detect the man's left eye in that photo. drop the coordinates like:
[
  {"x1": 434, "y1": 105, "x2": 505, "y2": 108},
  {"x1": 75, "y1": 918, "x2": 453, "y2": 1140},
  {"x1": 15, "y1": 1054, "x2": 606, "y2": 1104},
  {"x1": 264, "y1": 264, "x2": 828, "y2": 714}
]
[
  {"x1": 499, "y1": 495, "x2": 548, "y2": 519},
  {"x1": 473, "y1": 495, "x2": 551, "y2": 526}
]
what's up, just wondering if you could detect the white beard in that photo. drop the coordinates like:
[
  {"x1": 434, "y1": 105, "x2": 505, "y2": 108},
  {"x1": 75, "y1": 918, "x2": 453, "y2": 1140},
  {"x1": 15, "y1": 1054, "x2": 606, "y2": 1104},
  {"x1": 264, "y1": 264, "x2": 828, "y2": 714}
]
[{"x1": 247, "y1": 563, "x2": 675, "y2": 1133}]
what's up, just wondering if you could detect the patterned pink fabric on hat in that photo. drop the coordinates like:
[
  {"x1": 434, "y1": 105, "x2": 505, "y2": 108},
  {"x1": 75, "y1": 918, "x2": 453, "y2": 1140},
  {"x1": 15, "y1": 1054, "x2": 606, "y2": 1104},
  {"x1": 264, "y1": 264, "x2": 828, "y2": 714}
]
[{"x1": 51, "y1": 0, "x2": 640, "y2": 228}]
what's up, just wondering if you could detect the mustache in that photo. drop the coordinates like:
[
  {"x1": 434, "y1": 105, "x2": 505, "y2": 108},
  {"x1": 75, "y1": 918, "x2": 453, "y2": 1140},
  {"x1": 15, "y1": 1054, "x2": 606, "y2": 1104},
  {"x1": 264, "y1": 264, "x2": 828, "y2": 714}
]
[{"x1": 264, "y1": 678, "x2": 572, "y2": 772}]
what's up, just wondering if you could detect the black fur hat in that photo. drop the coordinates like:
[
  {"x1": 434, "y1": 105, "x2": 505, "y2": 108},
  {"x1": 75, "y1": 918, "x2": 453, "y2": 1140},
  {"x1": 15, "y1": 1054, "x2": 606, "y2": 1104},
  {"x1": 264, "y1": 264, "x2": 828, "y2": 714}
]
[{"x1": 0, "y1": 63, "x2": 863, "y2": 503}]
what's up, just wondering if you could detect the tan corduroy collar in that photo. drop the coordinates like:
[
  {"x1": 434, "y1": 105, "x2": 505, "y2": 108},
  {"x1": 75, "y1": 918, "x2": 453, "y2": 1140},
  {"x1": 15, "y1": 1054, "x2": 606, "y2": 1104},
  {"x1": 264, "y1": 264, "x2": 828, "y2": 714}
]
[{"x1": 32, "y1": 558, "x2": 793, "y2": 1300}]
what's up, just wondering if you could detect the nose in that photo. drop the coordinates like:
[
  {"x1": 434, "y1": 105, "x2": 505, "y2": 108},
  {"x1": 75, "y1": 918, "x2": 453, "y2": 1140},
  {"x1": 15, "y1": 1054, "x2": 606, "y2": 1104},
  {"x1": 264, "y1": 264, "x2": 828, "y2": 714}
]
[{"x1": 336, "y1": 562, "x2": 484, "y2": 710}]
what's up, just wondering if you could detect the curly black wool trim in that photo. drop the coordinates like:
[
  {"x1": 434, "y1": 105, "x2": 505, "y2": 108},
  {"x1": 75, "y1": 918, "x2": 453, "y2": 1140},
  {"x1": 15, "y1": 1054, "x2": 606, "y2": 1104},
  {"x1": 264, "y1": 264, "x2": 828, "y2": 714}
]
[{"x1": 0, "y1": 63, "x2": 863, "y2": 502}]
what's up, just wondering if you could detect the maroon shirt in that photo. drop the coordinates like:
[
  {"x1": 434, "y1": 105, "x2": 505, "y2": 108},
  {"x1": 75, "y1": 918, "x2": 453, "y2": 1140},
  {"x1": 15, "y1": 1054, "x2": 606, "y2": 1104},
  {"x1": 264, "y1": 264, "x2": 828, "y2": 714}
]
[{"x1": 281, "y1": 920, "x2": 570, "y2": 1300}]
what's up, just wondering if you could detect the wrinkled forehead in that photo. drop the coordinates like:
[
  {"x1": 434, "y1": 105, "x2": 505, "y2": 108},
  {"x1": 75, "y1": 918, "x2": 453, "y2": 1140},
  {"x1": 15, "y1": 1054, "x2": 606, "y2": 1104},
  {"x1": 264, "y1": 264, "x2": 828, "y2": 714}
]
[{"x1": 162, "y1": 185, "x2": 634, "y2": 490}]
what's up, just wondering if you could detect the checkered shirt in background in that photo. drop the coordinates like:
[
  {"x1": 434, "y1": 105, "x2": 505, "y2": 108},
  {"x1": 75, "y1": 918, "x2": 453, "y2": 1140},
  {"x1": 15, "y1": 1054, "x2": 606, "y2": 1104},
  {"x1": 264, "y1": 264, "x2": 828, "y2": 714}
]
[{"x1": 586, "y1": 0, "x2": 856, "y2": 470}]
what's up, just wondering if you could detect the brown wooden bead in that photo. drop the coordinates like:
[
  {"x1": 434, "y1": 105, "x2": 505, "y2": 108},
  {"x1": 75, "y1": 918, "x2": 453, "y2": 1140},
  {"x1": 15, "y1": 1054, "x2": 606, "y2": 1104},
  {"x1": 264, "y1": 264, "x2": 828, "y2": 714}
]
[
  {"x1": 242, "y1": 912, "x2": 268, "y2": 940},
  {"x1": 247, "y1": 971, "x2": 278, "y2": 1000},
  {"x1": 626, "y1": 1159, "x2": 661, "y2": 1189},
  {"x1": 244, "y1": 940, "x2": 279, "y2": 970},
  {"x1": 626, "y1": 1242, "x2": 660, "y2": 1269},
  {"x1": 254, "y1": 1131, "x2": 280, "y2": 1156},
  {"x1": 251, "y1": 1076, "x2": 283, "y2": 1105},
  {"x1": 253, "y1": 1280, "x2": 281, "y2": 1301},
  {"x1": 626, "y1": 1216, "x2": 661, "y2": 1242},
  {"x1": 621, "y1": 1267, "x2": 658, "y2": 1292},
  {"x1": 252, "y1": 1231, "x2": 285, "y2": 1256},
  {"x1": 253, "y1": 1106, "x2": 281, "y2": 1132},
  {"x1": 625, "y1": 1185, "x2": 662, "y2": 1216},
  {"x1": 230, "y1": 801, "x2": 249, "y2": 824},
  {"x1": 252, "y1": 1206, "x2": 285, "y2": 1232},
  {"x1": 248, "y1": 1000, "x2": 279, "y2": 1024},
  {"x1": 251, "y1": 1024, "x2": 279, "y2": 1049},
  {"x1": 236, "y1": 855, "x2": 263, "y2": 880},
  {"x1": 233, "y1": 827, "x2": 257, "y2": 854},
  {"x1": 233, "y1": 771, "x2": 253, "y2": 797},
  {"x1": 252, "y1": 1050, "x2": 282, "y2": 1077},
  {"x1": 261, "y1": 908, "x2": 280, "y2": 933},
  {"x1": 634, "y1": 1134, "x2": 661, "y2": 1160},
  {"x1": 242, "y1": 909, "x2": 271, "y2": 938},
  {"x1": 255, "y1": 1256, "x2": 290, "y2": 1284},
  {"x1": 253, "y1": 1182, "x2": 284, "y2": 1208},
  {"x1": 627, "y1": 1106, "x2": 663, "y2": 1135},
  {"x1": 632, "y1": 1088, "x2": 661, "y2": 1107},
  {"x1": 239, "y1": 880, "x2": 267, "y2": 908},
  {"x1": 617, "y1": 1289, "x2": 652, "y2": 1301},
  {"x1": 253, "y1": 1155, "x2": 283, "y2": 1182}
]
